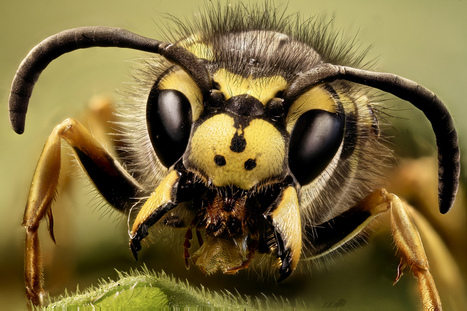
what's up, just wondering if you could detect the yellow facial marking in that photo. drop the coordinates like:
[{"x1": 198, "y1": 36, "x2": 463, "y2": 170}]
[
  {"x1": 340, "y1": 90, "x2": 378, "y2": 135},
  {"x1": 180, "y1": 35, "x2": 215, "y2": 61},
  {"x1": 186, "y1": 114, "x2": 285, "y2": 189},
  {"x1": 187, "y1": 43, "x2": 215, "y2": 62},
  {"x1": 213, "y1": 68, "x2": 287, "y2": 105},
  {"x1": 158, "y1": 69, "x2": 204, "y2": 121},
  {"x1": 286, "y1": 85, "x2": 338, "y2": 133},
  {"x1": 131, "y1": 170, "x2": 179, "y2": 236},
  {"x1": 269, "y1": 186, "x2": 302, "y2": 271}
]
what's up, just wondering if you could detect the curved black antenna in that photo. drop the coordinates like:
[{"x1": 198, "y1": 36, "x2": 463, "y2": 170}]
[
  {"x1": 285, "y1": 63, "x2": 460, "y2": 214},
  {"x1": 9, "y1": 26, "x2": 211, "y2": 134}
]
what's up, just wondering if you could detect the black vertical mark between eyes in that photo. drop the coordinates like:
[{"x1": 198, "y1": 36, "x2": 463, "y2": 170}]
[{"x1": 230, "y1": 131, "x2": 246, "y2": 153}]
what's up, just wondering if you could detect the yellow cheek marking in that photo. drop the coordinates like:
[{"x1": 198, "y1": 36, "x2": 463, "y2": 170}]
[
  {"x1": 179, "y1": 35, "x2": 215, "y2": 62},
  {"x1": 130, "y1": 170, "x2": 179, "y2": 235},
  {"x1": 186, "y1": 43, "x2": 215, "y2": 62},
  {"x1": 286, "y1": 85, "x2": 337, "y2": 133},
  {"x1": 213, "y1": 69, "x2": 287, "y2": 105},
  {"x1": 187, "y1": 114, "x2": 286, "y2": 189},
  {"x1": 340, "y1": 90, "x2": 378, "y2": 135},
  {"x1": 270, "y1": 186, "x2": 302, "y2": 271},
  {"x1": 159, "y1": 70, "x2": 204, "y2": 121}
]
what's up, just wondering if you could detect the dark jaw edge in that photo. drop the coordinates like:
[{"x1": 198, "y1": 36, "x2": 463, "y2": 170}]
[
  {"x1": 277, "y1": 264, "x2": 292, "y2": 283},
  {"x1": 129, "y1": 226, "x2": 145, "y2": 261},
  {"x1": 278, "y1": 243, "x2": 293, "y2": 282},
  {"x1": 129, "y1": 202, "x2": 177, "y2": 261},
  {"x1": 274, "y1": 228, "x2": 293, "y2": 283}
]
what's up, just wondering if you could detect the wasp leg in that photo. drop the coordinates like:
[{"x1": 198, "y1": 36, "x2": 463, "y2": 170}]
[
  {"x1": 408, "y1": 205, "x2": 466, "y2": 310},
  {"x1": 306, "y1": 189, "x2": 442, "y2": 309},
  {"x1": 264, "y1": 186, "x2": 302, "y2": 282},
  {"x1": 389, "y1": 192, "x2": 442, "y2": 310},
  {"x1": 22, "y1": 118, "x2": 143, "y2": 306},
  {"x1": 129, "y1": 169, "x2": 180, "y2": 259},
  {"x1": 304, "y1": 189, "x2": 390, "y2": 258}
]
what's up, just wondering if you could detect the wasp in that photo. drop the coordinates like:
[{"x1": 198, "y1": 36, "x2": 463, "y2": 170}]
[{"x1": 9, "y1": 3, "x2": 460, "y2": 309}]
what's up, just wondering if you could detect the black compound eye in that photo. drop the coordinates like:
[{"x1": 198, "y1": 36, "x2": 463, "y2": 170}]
[
  {"x1": 288, "y1": 109, "x2": 345, "y2": 185},
  {"x1": 147, "y1": 89, "x2": 192, "y2": 168}
]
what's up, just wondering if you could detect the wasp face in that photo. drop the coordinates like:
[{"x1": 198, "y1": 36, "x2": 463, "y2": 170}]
[
  {"x1": 132, "y1": 29, "x2": 351, "y2": 276},
  {"x1": 11, "y1": 3, "x2": 459, "y2": 307}
]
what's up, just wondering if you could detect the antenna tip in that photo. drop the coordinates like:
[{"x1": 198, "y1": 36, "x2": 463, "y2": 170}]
[{"x1": 9, "y1": 111, "x2": 25, "y2": 134}]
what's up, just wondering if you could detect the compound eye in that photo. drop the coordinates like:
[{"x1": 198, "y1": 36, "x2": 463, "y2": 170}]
[
  {"x1": 147, "y1": 89, "x2": 192, "y2": 168},
  {"x1": 288, "y1": 110, "x2": 344, "y2": 185}
]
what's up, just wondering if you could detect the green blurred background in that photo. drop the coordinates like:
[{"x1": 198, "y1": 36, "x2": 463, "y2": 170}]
[{"x1": 1, "y1": 0, "x2": 466, "y2": 309}]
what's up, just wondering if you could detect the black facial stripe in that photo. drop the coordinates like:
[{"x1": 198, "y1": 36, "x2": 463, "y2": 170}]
[
  {"x1": 194, "y1": 108, "x2": 288, "y2": 139},
  {"x1": 230, "y1": 131, "x2": 246, "y2": 153},
  {"x1": 340, "y1": 110, "x2": 358, "y2": 160},
  {"x1": 322, "y1": 83, "x2": 340, "y2": 101}
]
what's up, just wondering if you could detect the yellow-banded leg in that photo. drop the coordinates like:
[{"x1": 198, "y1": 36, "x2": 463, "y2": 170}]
[
  {"x1": 389, "y1": 192, "x2": 442, "y2": 310},
  {"x1": 408, "y1": 204, "x2": 466, "y2": 310},
  {"x1": 388, "y1": 157, "x2": 466, "y2": 309},
  {"x1": 306, "y1": 189, "x2": 443, "y2": 310},
  {"x1": 22, "y1": 118, "x2": 142, "y2": 306}
]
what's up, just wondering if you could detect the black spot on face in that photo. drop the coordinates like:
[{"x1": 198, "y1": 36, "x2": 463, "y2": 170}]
[
  {"x1": 230, "y1": 131, "x2": 246, "y2": 153},
  {"x1": 244, "y1": 158, "x2": 256, "y2": 170},
  {"x1": 214, "y1": 155, "x2": 226, "y2": 166}
]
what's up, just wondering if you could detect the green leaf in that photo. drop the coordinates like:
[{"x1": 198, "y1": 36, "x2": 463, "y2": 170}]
[{"x1": 46, "y1": 265, "x2": 296, "y2": 310}]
